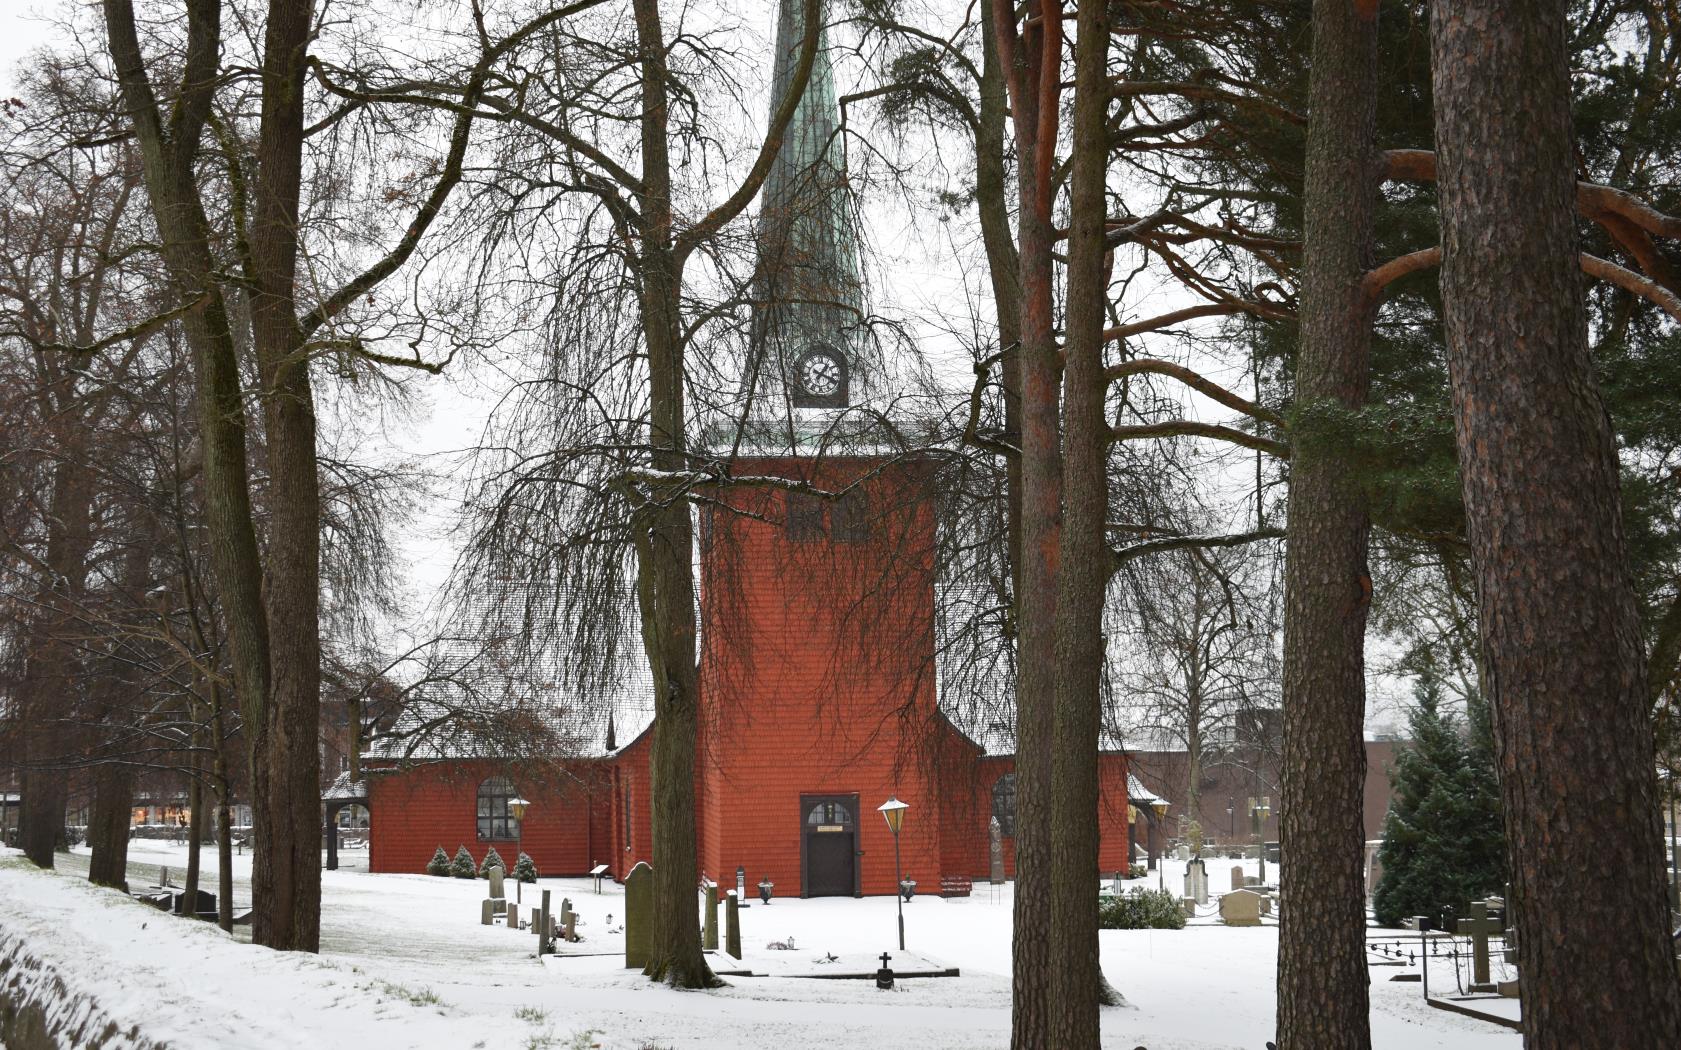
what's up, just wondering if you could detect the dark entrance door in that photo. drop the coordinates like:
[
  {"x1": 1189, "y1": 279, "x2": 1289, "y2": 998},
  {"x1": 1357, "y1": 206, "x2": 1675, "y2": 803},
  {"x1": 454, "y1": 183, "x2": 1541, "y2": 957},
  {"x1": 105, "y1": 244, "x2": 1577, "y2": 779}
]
[{"x1": 801, "y1": 795, "x2": 858, "y2": 897}]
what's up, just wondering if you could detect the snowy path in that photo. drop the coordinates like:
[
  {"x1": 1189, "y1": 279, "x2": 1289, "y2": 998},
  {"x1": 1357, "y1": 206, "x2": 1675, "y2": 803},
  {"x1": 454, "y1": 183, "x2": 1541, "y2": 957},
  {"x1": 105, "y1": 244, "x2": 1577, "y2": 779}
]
[{"x1": 0, "y1": 847, "x2": 1520, "y2": 1050}]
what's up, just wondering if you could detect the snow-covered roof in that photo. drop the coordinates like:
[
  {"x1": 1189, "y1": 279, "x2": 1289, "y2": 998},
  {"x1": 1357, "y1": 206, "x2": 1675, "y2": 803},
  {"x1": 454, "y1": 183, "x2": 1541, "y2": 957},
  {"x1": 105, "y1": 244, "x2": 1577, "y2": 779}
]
[
  {"x1": 321, "y1": 772, "x2": 368, "y2": 801},
  {"x1": 1128, "y1": 774, "x2": 1166, "y2": 807}
]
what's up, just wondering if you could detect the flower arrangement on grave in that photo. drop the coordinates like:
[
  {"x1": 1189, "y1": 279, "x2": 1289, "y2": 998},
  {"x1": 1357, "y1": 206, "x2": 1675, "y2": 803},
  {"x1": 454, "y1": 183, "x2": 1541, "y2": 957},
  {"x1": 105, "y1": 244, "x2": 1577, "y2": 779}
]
[
  {"x1": 511, "y1": 852, "x2": 538, "y2": 883},
  {"x1": 450, "y1": 845, "x2": 477, "y2": 878},
  {"x1": 478, "y1": 846, "x2": 507, "y2": 878},
  {"x1": 425, "y1": 846, "x2": 451, "y2": 877}
]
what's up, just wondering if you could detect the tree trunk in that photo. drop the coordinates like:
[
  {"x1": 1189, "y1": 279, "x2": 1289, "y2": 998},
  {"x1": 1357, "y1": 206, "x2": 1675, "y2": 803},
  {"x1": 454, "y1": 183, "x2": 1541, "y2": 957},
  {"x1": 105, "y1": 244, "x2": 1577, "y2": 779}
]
[
  {"x1": 1429, "y1": 2, "x2": 1681, "y2": 1044},
  {"x1": 245, "y1": 0, "x2": 322, "y2": 953},
  {"x1": 1049, "y1": 0, "x2": 1114, "y2": 1037},
  {"x1": 992, "y1": 1, "x2": 1063, "y2": 1044},
  {"x1": 184, "y1": 765, "x2": 204, "y2": 902},
  {"x1": 87, "y1": 762, "x2": 135, "y2": 891},
  {"x1": 213, "y1": 682, "x2": 235, "y2": 932},
  {"x1": 631, "y1": 0, "x2": 716, "y2": 989},
  {"x1": 1276, "y1": 2, "x2": 1378, "y2": 1047}
]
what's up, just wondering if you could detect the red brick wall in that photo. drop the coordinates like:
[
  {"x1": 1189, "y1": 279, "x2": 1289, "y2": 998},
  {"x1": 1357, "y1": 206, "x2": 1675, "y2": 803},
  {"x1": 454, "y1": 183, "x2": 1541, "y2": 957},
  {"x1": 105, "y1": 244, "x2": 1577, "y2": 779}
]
[
  {"x1": 366, "y1": 758, "x2": 611, "y2": 876},
  {"x1": 695, "y1": 457, "x2": 948, "y2": 896}
]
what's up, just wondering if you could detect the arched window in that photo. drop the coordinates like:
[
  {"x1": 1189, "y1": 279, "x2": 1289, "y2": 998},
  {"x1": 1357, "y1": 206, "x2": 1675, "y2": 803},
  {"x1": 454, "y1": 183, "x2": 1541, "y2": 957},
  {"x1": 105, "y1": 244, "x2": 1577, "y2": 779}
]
[
  {"x1": 477, "y1": 777, "x2": 519, "y2": 840},
  {"x1": 991, "y1": 773, "x2": 1017, "y2": 838},
  {"x1": 806, "y1": 799, "x2": 854, "y2": 827}
]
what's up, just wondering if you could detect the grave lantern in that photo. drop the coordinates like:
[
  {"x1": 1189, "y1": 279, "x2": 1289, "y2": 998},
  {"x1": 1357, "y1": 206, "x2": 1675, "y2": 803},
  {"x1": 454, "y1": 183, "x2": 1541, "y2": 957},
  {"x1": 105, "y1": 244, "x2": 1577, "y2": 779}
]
[
  {"x1": 509, "y1": 796, "x2": 531, "y2": 903},
  {"x1": 758, "y1": 877, "x2": 774, "y2": 904},
  {"x1": 878, "y1": 796, "x2": 910, "y2": 950}
]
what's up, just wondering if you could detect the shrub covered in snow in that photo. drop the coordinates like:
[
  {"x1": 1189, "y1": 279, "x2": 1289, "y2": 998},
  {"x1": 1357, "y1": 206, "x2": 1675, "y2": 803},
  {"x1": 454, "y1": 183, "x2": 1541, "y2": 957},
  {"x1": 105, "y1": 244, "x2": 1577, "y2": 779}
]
[
  {"x1": 425, "y1": 847, "x2": 451, "y2": 877},
  {"x1": 511, "y1": 852, "x2": 538, "y2": 883},
  {"x1": 450, "y1": 845, "x2": 476, "y2": 879},
  {"x1": 479, "y1": 846, "x2": 507, "y2": 878},
  {"x1": 1098, "y1": 887, "x2": 1185, "y2": 930},
  {"x1": 1127, "y1": 864, "x2": 1147, "y2": 880}
]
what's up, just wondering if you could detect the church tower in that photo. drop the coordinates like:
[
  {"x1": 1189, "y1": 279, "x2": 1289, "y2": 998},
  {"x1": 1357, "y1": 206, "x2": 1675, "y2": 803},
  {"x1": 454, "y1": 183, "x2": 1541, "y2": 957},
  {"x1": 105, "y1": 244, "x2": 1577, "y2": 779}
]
[{"x1": 751, "y1": 0, "x2": 864, "y2": 411}]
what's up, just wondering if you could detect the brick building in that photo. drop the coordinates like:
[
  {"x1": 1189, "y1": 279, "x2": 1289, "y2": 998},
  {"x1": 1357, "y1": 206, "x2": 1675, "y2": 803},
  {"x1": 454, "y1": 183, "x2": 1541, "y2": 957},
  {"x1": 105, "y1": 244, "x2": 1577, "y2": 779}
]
[{"x1": 361, "y1": 0, "x2": 1131, "y2": 894}]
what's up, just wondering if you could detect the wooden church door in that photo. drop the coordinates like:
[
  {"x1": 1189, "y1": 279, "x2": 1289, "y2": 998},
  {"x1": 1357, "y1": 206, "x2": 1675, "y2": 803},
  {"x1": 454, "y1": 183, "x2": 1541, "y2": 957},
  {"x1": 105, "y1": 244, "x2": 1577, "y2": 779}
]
[{"x1": 801, "y1": 795, "x2": 859, "y2": 897}]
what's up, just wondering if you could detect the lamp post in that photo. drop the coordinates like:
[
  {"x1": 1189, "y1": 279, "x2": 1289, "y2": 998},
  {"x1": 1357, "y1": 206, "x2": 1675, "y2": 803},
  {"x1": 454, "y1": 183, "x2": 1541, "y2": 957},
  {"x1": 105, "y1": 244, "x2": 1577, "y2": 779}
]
[
  {"x1": 1150, "y1": 798, "x2": 1169, "y2": 891},
  {"x1": 1248, "y1": 796, "x2": 1271, "y2": 886},
  {"x1": 509, "y1": 796, "x2": 531, "y2": 904},
  {"x1": 879, "y1": 796, "x2": 910, "y2": 950}
]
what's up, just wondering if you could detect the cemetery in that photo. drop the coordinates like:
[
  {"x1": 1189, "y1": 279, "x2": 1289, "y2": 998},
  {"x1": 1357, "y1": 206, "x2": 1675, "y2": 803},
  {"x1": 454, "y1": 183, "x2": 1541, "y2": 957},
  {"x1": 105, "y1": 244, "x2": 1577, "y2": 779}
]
[{"x1": 0, "y1": 839, "x2": 1530, "y2": 1049}]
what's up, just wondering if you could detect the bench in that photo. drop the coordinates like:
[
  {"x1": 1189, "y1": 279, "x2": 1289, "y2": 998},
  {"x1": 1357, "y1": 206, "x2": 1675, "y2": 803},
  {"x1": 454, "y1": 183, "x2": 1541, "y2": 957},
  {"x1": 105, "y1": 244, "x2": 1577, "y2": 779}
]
[{"x1": 939, "y1": 875, "x2": 973, "y2": 898}]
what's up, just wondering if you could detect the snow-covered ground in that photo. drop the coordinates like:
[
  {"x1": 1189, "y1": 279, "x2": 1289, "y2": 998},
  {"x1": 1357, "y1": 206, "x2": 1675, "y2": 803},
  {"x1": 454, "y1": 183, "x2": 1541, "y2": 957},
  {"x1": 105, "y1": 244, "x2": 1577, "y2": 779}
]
[{"x1": 0, "y1": 844, "x2": 1520, "y2": 1050}]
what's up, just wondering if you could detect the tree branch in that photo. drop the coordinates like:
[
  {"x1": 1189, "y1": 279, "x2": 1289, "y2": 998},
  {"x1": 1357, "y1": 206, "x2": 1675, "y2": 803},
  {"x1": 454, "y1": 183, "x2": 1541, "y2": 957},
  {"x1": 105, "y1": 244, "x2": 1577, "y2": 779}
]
[
  {"x1": 1106, "y1": 358, "x2": 1285, "y2": 428},
  {"x1": 1109, "y1": 420, "x2": 1289, "y2": 459}
]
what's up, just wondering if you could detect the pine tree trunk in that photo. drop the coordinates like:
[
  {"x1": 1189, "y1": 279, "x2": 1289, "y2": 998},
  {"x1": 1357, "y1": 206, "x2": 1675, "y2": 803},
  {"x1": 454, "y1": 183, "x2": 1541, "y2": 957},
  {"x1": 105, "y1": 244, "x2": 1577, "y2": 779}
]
[
  {"x1": 1429, "y1": 2, "x2": 1681, "y2": 1044},
  {"x1": 86, "y1": 763, "x2": 135, "y2": 891},
  {"x1": 184, "y1": 765, "x2": 204, "y2": 902},
  {"x1": 1276, "y1": 2, "x2": 1378, "y2": 1047},
  {"x1": 1049, "y1": 1, "x2": 1114, "y2": 1037},
  {"x1": 991, "y1": 1, "x2": 1063, "y2": 1044}
]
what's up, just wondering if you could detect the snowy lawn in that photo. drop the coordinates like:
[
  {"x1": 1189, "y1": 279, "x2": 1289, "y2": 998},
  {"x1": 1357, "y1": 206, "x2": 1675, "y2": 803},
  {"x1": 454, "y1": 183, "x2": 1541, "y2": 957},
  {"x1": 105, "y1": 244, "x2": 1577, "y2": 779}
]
[{"x1": 0, "y1": 846, "x2": 1520, "y2": 1050}]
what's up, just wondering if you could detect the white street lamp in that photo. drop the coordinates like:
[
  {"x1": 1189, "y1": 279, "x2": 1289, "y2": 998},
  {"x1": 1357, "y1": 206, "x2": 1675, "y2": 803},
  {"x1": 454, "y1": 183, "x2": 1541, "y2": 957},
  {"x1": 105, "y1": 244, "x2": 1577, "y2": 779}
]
[{"x1": 879, "y1": 796, "x2": 910, "y2": 950}]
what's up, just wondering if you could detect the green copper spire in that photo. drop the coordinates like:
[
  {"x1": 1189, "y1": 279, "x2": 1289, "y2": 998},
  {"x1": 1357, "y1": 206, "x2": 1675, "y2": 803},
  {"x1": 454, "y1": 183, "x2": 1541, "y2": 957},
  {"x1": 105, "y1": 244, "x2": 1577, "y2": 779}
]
[{"x1": 754, "y1": 0, "x2": 864, "y2": 410}]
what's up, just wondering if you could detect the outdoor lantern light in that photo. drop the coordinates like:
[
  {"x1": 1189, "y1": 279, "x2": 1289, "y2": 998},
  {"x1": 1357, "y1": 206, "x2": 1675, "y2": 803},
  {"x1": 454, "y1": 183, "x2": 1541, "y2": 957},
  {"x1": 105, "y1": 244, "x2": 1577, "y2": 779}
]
[
  {"x1": 758, "y1": 877, "x2": 774, "y2": 904},
  {"x1": 509, "y1": 797, "x2": 531, "y2": 903},
  {"x1": 878, "y1": 796, "x2": 911, "y2": 950}
]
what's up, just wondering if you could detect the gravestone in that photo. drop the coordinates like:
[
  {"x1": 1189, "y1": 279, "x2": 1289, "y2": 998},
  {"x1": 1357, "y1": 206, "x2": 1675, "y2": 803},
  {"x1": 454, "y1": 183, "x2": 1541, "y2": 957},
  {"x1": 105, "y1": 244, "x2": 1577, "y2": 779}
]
[
  {"x1": 1259, "y1": 894, "x2": 1272, "y2": 916},
  {"x1": 481, "y1": 898, "x2": 494, "y2": 925},
  {"x1": 487, "y1": 866, "x2": 507, "y2": 915},
  {"x1": 560, "y1": 897, "x2": 573, "y2": 931},
  {"x1": 1175, "y1": 843, "x2": 1190, "y2": 862},
  {"x1": 538, "y1": 888, "x2": 551, "y2": 955},
  {"x1": 1220, "y1": 889, "x2": 1263, "y2": 927},
  {"x1": 507, "y1": 902, "x2": 519, "y2": 929},
  {"x1": 988, "y1": 818, "x2": 1006, "y2": 885},
  {"x1": 625, "y1": 862, "x2": 653, "y2": 969},
  {"x1": 1231, "y1": 866, "x2": 1246, "y2": 893},
  {"x1": 703, "y1": 883, "x2": 719, "y2": 950},
  {"x1": 563, "y1": 912, "x2": 577, "y2": 943},
  {"x1": 1455, "y1": 898, "x2": 1501, "y2": 992},
  {"x1": 1182, "y1": 896, "x2": 1196, "y2": 918},
  {"x1": 725, "y1": 890, "x2": 742, "y2": 960},
  {"x1": 1183, "y1": 859, "x2": 1209, "y2": 905}
]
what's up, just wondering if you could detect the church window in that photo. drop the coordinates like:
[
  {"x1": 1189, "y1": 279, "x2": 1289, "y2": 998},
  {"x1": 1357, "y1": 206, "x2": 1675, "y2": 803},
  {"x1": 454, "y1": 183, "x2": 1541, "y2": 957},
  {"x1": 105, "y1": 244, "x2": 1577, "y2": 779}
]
[
  {"x1": 805, "y1": 800, "x2": 854, "y2": 827},
  {"x1": 786, "y1": 491, "x2": 826, "y2": 541},
  {"x1": 832, "y1": 490, "x2": 869, "y2": 543},
  {"x1": 991, "y1": 773, "x2": 1017, "y2": 838},
  {"x1": 477, "y1": 777, "x2": 520, "y2": 840}
]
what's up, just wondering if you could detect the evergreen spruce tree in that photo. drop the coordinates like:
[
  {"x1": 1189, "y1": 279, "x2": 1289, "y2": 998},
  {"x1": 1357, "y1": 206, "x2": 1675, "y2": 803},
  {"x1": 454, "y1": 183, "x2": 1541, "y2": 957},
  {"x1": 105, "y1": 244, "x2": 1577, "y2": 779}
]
[
  {"x1": 450, "y1": 845, "x2": 476, "y2": 879},
  {"x1": 479, "y1": 846, "x2": 507, "y2": 878},
  {"x1": 1373, "y1": 670, "x2": 1506, "y2": 927},
  {"x1": 425, "y1": 846, "x2": 451, "y2": 877},
  {"x1": 511, "y1": 852, "x2": 538, "y2": 883}
]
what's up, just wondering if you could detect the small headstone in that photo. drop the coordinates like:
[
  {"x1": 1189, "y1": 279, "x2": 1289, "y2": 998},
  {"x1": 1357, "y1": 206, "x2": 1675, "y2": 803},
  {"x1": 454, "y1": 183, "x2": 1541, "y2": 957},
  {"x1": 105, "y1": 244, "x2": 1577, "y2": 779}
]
[
  {"x1": 1259, "y1": 894, "x2": 1272, "y2": 916},
  {"x1": 1175, "y1": 844, "x2": 1190, "y2": 862},
  {"x1": 481, "y1": 898, "x2": 495, "y2": 925},
  {"x1": 1220, "y1": 889, "x2": 1263, "y2": 927},
  {"x1": 159, "y1": 866, "x2": 171, "y2": 887},
  {"x1": 703, "y1": 883, "x2": 719, "y2": 950},
  {"x1": 1231, "y1": 866, "x2": 1246, "y2": 892},
  {"x1": 1183, "y1": 859, "x2": 1209, "y2": 905},
  {"x1": 488, "y1": 866, "x2": 507, "y2": 914},
  {"x1": 563, "y1": 912, "x2": 577, "y2": 943},
  {"x1": 507, "y1": 902, "x2": 519, "y2": 929},
  {"x1": 538, "y1": 889, "x2": 552, "y2": 955},
  {"x1": 625, "y1": 862, "x2": 653, "y2": 969},
  {"x1": 560, "y1": 897, "x2": 573, "y2": 929},
  {"x1": 725, "y1": 890, "x2": 742, "y2": 960},
  {"x1": 988, "y1": 817, "x2": 1006, "y2": 885}
]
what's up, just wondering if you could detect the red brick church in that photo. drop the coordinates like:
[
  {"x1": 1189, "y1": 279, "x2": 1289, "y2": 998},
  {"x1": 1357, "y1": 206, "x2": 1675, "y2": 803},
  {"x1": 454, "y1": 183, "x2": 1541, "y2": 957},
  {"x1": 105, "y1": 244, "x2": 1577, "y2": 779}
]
[{"x1": 359, "y1": 0, "x2": 1132, "y2": 896}]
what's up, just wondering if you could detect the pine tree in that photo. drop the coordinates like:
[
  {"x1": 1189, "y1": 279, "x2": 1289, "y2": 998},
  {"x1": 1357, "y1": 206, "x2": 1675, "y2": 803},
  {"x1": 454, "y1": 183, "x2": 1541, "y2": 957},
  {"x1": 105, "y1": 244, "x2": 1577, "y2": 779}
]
[
  {"x1": 511, "y1": 852, "x2": 538, "y2": 883},
  {"x1": 478, "y1": 846, "x2": 506, "y2": 879},
  {"x1": 450, "y1": 845, "x2": 476, "y2": 879},
  {"x1": 425, "y1": 846, "x2": 451, "y2": 877},
  {"x1": 1373, "y1": 671, "x2": 1506, "y2": 927}
]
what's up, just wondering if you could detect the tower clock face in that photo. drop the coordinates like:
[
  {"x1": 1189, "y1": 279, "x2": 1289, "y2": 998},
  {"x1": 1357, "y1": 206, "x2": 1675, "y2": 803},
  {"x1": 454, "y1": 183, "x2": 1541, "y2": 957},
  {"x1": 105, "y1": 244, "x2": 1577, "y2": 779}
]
[{"x1": 795, "y1": 349, "x2": 844, "y2": 400}]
